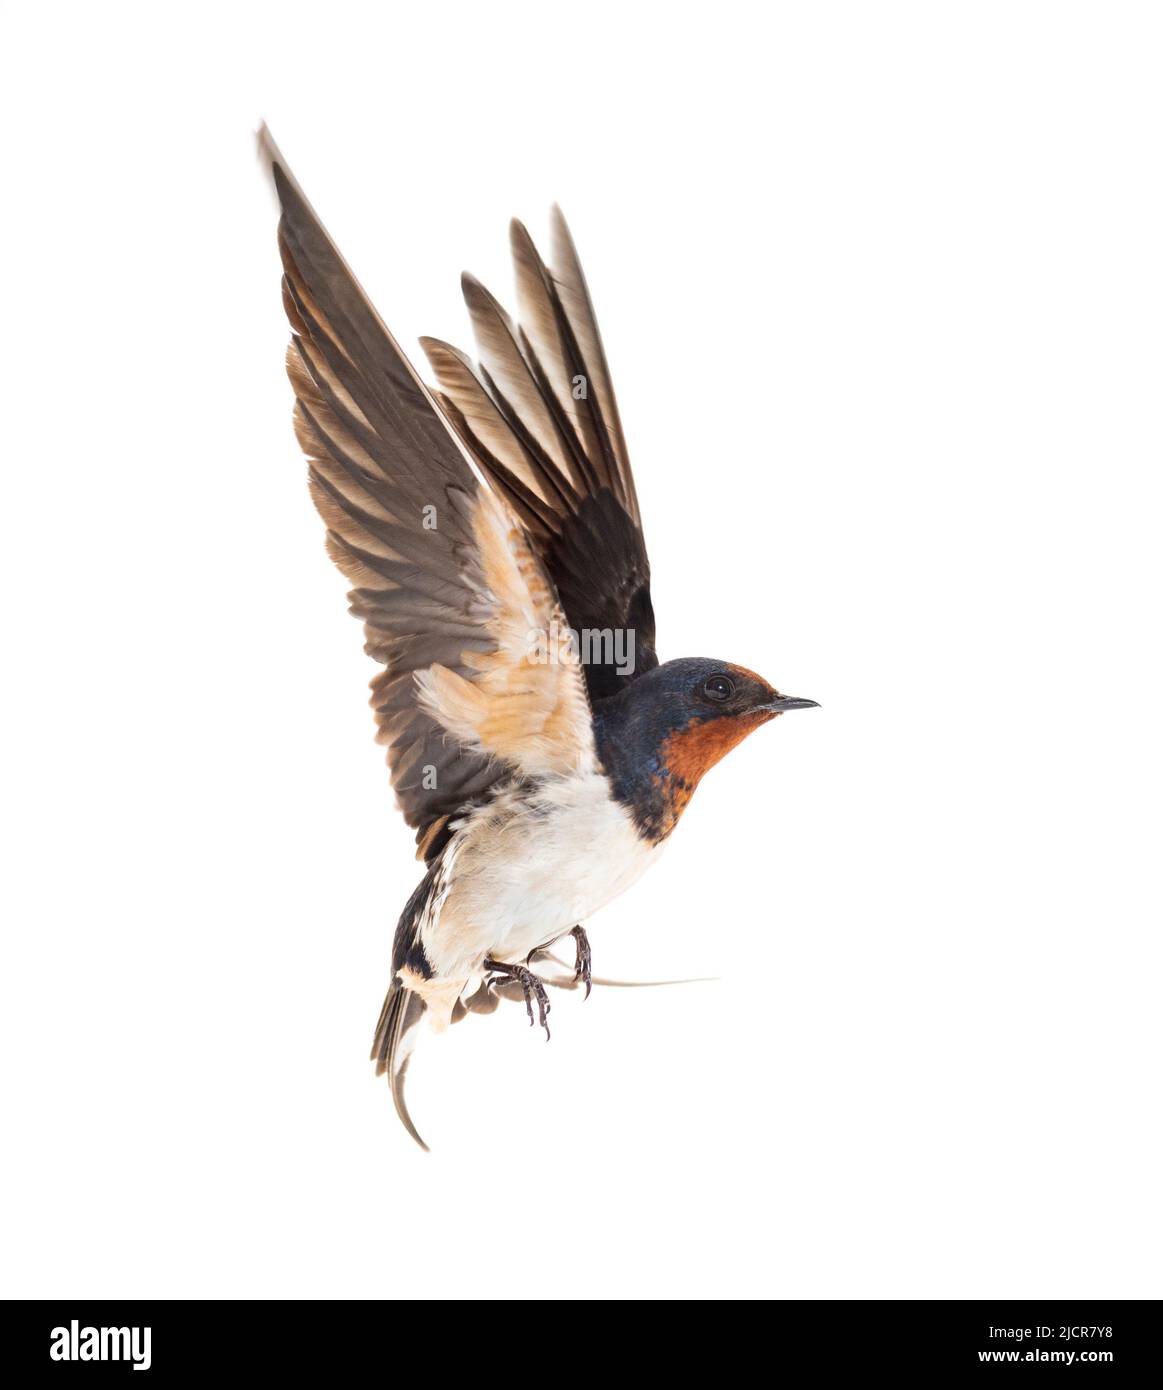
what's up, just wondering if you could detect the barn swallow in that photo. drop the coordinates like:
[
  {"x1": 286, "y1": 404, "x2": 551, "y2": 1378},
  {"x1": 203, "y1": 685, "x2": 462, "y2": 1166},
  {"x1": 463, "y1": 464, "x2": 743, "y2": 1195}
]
[{"x1": 261, "y1": 127, "x2": 818, "y2": 1148}]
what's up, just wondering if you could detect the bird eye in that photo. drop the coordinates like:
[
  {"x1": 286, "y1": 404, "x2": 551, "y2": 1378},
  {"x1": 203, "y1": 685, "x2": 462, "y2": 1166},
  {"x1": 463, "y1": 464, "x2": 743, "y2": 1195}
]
[{"x1": 702, "y1": 674, "x2": 736, "y2": 702}]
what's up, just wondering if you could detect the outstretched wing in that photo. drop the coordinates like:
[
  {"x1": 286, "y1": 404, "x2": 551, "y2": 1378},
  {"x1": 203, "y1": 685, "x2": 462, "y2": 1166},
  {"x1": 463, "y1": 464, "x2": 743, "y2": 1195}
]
[
  {"x1": 421, "y1": 209, "x2": 657, "y2": 703},
  {"x1": 263, "y1": 129, "x2": 595, "y2": 860}
]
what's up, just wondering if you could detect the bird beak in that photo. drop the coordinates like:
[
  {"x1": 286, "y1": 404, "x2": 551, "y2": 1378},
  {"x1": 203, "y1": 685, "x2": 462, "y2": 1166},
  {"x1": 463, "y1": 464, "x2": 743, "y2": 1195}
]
[{"x1": 760, "y1": 694, "x2": 820, "y2": 713}]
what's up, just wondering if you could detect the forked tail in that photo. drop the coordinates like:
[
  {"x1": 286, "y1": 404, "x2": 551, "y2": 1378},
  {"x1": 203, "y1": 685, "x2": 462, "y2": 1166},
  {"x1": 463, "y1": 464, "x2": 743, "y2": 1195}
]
[{"x1": 371, "y1": 981, "x2": 429, "y2": 1151}]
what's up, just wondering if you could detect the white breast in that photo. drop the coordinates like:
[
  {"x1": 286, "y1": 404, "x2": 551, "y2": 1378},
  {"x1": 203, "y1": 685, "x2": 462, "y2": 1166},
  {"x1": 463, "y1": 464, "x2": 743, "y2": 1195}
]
[{"x1": 420, "y1": 772, "x2": 659, "y2": 980}]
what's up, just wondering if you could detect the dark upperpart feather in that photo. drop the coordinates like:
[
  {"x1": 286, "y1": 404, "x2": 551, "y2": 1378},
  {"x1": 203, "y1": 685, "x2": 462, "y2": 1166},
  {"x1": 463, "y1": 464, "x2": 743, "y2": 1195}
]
[{"x1": 421, "y1": 209, "x2": 657, "y2": 702}]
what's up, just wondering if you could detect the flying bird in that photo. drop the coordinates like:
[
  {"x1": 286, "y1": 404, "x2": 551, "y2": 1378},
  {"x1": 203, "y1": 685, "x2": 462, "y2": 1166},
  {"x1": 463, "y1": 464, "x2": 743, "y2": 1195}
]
[{"x1": 261, "y1": 128, "x2": 818, "y2": 1148}]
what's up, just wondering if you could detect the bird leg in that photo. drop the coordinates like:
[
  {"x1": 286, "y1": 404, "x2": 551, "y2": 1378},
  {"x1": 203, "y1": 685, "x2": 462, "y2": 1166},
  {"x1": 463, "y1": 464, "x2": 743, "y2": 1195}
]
[
  {"x1": 483, "y1": 958, "x2": 551, "y2": 1040},
  {"x1": 570, "y1": 925, "x2": 593, "y2": 999}
]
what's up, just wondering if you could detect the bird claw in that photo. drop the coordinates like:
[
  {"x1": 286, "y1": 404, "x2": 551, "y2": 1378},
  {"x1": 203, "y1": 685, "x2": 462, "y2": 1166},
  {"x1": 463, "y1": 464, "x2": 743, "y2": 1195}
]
[
  {"x1": 570, "y1": 925, "x2": 592, "y2": 999},
  {"x1": 483, "y1": 958, "x2": 551, "y2": 1040}
]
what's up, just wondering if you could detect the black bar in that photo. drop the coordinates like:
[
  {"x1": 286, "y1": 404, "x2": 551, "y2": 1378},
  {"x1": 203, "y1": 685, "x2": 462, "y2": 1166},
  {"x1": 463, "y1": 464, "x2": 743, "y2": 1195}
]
[{"x1": 2, "y1": 1300, "x2": 1157, "y2": 1377}]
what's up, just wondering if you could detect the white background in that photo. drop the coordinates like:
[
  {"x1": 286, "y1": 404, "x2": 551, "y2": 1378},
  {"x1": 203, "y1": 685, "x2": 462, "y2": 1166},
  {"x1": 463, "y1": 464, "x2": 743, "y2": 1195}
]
[{"x1": 2, "y1": 1, "x2": 1160, "y2": 1300}]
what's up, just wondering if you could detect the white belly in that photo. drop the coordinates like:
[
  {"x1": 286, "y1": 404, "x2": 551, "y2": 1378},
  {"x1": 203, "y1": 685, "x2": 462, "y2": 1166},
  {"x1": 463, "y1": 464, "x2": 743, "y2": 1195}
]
[{"x1": 420, "y1": 772, "x2": 659, "y2": 979}]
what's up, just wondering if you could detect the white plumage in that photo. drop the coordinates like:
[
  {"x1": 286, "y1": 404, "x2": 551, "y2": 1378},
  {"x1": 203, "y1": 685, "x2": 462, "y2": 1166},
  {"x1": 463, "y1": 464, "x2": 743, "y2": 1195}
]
[{"x1": 413, "y1": 771, "x2": 661, "y2": 1021}]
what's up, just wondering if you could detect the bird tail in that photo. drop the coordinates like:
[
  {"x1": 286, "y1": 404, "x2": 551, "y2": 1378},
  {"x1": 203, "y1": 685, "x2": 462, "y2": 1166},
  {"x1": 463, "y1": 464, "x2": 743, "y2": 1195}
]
[{"x1": 371, "y1": 980, "x2": 429, "y2": 1151}]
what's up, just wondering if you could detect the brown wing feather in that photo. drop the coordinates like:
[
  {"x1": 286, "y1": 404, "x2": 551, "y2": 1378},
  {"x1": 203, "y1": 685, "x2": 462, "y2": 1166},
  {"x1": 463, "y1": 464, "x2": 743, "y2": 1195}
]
[
  {"x1": 262, "y1": 127, "x2": 593, "y2": 854},
  {"x1": 547, "y1": 206, "x2": 639, "y2": 522}
]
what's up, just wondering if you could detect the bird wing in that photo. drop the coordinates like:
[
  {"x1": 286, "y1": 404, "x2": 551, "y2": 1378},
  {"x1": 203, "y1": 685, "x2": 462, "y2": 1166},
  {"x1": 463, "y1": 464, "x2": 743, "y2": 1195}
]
[
  {"x1": 263, "y1": 130, "x2": 596, "y2": 860},
  {"x1": 420, "y1": 209, "x2": 657, "y2": 703}
]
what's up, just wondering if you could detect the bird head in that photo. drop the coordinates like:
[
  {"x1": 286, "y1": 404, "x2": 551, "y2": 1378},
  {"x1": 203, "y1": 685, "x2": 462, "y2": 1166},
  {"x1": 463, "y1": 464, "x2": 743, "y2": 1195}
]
[{"x1": 594, "y1": 657, "x2": 818, "y2": 841}]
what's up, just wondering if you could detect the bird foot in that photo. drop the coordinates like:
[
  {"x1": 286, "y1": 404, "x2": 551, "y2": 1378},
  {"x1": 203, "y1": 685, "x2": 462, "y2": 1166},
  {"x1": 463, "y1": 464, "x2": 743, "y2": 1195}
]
[
  {"x1": 570, "y1": 925, "x2": 592, "y2": 999},
  {"x1": 483, "y1": 958, "x2": 551, "y2": 1040}
]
